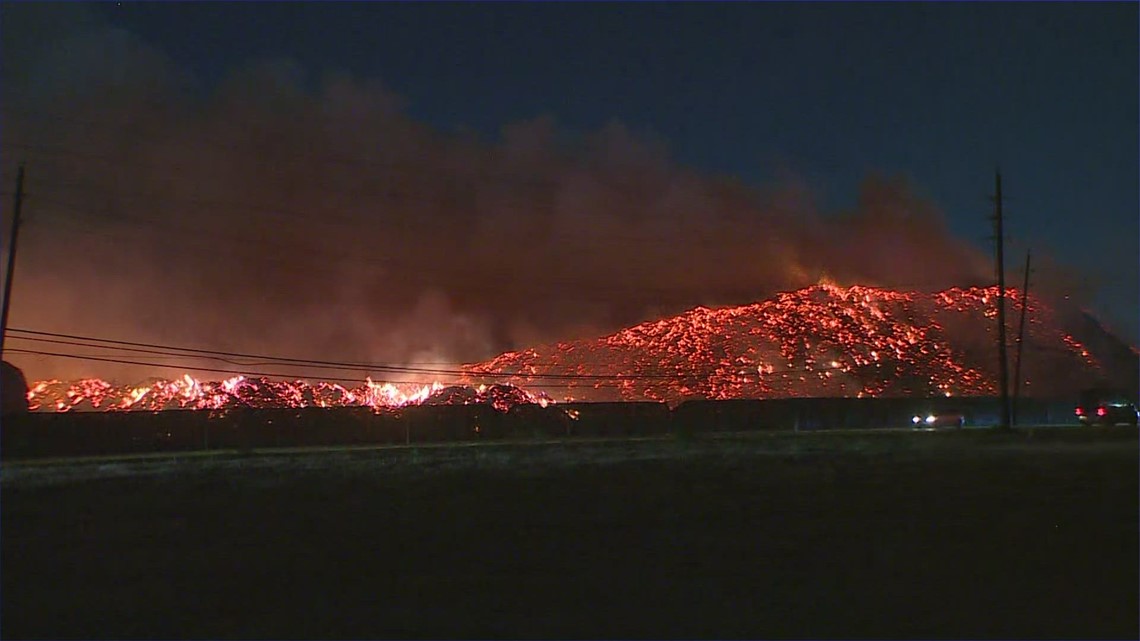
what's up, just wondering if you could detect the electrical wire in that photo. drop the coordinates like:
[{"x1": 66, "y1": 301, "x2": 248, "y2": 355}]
[
  {"x1": 8, "y1": 349, "x2": 733, "y2": 390},
  {"x1": 8, "y1": 324, "x2": 1076, "y2": 388},
  {"x1": 7, "y1": 348, "x2": 463, "y2": 386},
  {"x1": 7, "y1": 328, "x2": 704, "y2": 380}
]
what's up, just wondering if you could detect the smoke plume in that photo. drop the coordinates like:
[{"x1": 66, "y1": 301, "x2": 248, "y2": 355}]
[{"x1": 1, "y1": 4, "x2": 1001, "y2": 383}]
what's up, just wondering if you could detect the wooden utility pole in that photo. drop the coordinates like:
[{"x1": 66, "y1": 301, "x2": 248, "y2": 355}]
[
  {"x1": 993, "y1": 170, "x2": 1011, "y2": 430},
  {"x1": 0, "y1": 164, "x2": 25, "y2": 360},
  {"x1": 1012, "y1": 250, "x2": 1032, "y2": 425}
]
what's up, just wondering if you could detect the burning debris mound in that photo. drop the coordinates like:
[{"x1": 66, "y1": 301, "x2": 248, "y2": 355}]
[
  {"x1": 27, "y1": 376, "x2": 550, "y2": 413},
  {"x1": 422, "y1": 384, "x2": 550, "y2": 413},
  {"x1": 26, "y1": 284, "x2": 1136, "y2": 412},
  {"x1": 464, "y1": 284, "x2": 1138, "y2": 404}
]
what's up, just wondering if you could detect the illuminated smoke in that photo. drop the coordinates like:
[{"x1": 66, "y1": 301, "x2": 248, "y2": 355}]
[{"x1": 0, "y1": 5, "x2": 1099, "y2": 385}]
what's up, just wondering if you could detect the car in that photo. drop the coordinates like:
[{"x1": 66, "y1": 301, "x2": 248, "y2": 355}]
[
  {"x1": 1075, "y1": 388, "x2": 1139, "y2": 426},
  {"x1": 911, "y1": 409, "x2": 965, "y2": 429}
]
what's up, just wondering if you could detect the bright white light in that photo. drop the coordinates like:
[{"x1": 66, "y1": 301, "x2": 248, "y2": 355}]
[
  {"x1": 925, "y1": 415, "x2": 936, "y2": 424},
  {"x1": 912, "y1": 416, "x2": 921, "y2": 424}
]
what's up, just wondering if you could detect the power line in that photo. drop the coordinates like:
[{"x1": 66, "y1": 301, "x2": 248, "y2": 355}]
[
  {"x1": 7, "y1": 348, "x2": 476, "y2": 387},
  {"x1": 8, "y1": 335, "x2": 303, "y2": 367},
  {"x1": 9, "y1": 324, "x2": 1085, "y2": 390},
  {"x1": 12, "y1": 349, "x2": 679, "y2": 391},
  {"x1": 16, "y1": 347, "x2": 944, "y2": 397},
  {"x1": 10, "y1": 334, "x2": 648, "y2": 379},
  {"x1": 6, "y1": 328, "x2": 693, "y2": 380},
  {"x1": 10, "y1": 349, "x2": 806, "y2": 390},
  {"x1": 11, "y1": 326, "x2": 959, "y2": 382}
]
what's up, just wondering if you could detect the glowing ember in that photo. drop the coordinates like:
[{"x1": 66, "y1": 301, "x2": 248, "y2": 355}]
[
  {"x1": 464, "y1": 284, "x2": 1137, "y2": 403},
  {"x1": 27, "y1": 285, "x2": 1136, "y2": 411},
  {"x1": 27, "y1": 376, "x2": 551, "y2": 414}
]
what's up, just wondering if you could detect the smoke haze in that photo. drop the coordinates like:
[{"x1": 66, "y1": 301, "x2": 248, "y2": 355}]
[{"x1": 2, "y1": 4, "x2": 1017, "y2": 383}]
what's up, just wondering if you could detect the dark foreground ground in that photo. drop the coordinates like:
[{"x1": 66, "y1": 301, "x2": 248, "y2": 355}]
[{"x1": 3, "y1": 428, "x2": 1137, "y2": 639}]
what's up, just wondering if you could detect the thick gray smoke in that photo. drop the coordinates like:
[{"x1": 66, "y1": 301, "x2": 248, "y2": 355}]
[{"x1": 1, "y1": 4, "x2": 997, "y2": 383}]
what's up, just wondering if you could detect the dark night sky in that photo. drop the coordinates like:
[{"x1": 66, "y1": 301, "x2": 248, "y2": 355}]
[
  {"x1": 1, "y1": 1, "x2": 1136, "y2": 381},
  {"x1": 97, "y1": 2, "x2": 1140, "y2": 330}
]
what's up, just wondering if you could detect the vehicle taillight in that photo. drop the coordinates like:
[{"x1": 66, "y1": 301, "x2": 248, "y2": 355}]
[
  {"x1": 1096, "y1": 407, "x2": 1107, "y2": 417},
  {"x1": 1075, "y1": 407, "x2": 1084, "y2": 416}
]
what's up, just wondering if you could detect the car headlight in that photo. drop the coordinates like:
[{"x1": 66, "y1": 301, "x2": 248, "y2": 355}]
[
  {"x1": 925, "y1": 415, "x2": 936, "y2": 424},
  {"x1": 912, "y1": 416, "x2": 921, "y2": 424}
]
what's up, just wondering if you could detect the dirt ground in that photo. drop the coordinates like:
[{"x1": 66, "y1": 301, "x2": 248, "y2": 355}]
[{"x1": 3, "y1": 429, "x2": 1137, "y2": 639}]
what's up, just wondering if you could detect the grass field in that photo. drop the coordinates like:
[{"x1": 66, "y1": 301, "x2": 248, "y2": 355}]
[{"x1": 3, "y1": 427, "x2": 1137, "y2": 639}]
